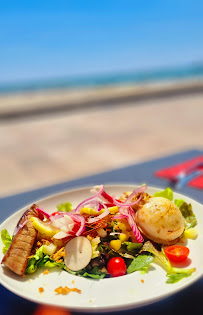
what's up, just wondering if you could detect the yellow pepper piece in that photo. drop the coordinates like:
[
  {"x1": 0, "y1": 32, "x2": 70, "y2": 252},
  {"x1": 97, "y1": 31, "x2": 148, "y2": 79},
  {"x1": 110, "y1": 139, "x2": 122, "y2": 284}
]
[
  {"x1": 31, "y1": 217, "x2": 60, "y2": 237},
  {"x1": 184, "y1": 228, "x2": 198, "y2": 239},
  {"x1": 80, "y1": 207, "x2": 90, "y2": 215},
  {"x1": 81, "y1": 206, "x2": 118, "y2": 216},
  {"x1": 110, "y1": 240, "x2": 121, "y2": 251},
  {"x1": 80, "y1": 207, "x2": 104, "y2": 216},
  {"x1": 109, "y1": 206, "x2": 119, "y2": 214}
]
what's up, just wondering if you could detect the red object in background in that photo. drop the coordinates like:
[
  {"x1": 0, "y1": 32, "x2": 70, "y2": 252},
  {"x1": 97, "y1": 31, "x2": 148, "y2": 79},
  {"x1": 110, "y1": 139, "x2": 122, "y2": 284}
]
[
  {"x1": 155, "y1": 156, "x2": 203, "y2": 189},
  {"x1": 34, "y1": 306, "x2": 71, "y2": 315}
]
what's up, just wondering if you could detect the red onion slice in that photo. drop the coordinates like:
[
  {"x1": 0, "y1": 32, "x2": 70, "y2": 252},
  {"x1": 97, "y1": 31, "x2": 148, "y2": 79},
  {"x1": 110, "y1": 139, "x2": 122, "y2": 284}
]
[
  {"x1": 74, "y1": 185, "x2": 104, "y2": 213},
  {"x1": 36, "y1": 208, "x2": 50, "y2": 219},
  {"x1": 76, "y1": 200, "x2": 102, "y2": 212},
  {"x1": 49, "y1": 213, "x2": 65, "y2": 222},
  {"x1": 112, "y1": 193, "x2": 143, "y2": 207},
  {"x1": 100, "y1": 190, "x2": 115, "y2": 203},
  {"x1": 127, "y1": 211, "x2": 144, "y2": 243},
  {"x1": 119, "y1": 206, "x2": 130, "y2": 217},
  {"x1": 104, "y1": 203, "x2": 116, "y2": 207},
  {"x1": 112, "y1": 185, "x2": 147, "y2": 207},
  {"x1": 91, "y1": 186, "x2": 122, "y2": 204},
  {"x1": 112, "y1": 214, "x2": 127, "y2": 220},
  {"x1": 112, "y1": 209, "x2": 143, "y2": 242},
  {"x1": 125, "y1": 185, "x2": 147, "y2": 202},
  {"x1": 87, "y1": 204, "x2": 109, "y2": 224},
  {"x1": 74, "y1": 215, "x2": 86, "y2": 236}
]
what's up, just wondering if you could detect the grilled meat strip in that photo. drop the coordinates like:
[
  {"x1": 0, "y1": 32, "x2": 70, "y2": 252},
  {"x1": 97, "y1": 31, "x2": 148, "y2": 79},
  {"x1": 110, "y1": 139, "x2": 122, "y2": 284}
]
[{"x1": 1, "y1": 204, "x2": 39, "y2": 275}]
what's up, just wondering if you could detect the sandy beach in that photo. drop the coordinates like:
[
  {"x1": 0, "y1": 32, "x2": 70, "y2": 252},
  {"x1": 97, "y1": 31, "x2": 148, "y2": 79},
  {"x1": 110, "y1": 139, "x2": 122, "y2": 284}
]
[
  {"x1": 0, "y1": 80, "x2": 203, "y2": 197},
  {"x1": 0, "y1": 78, "x2": 203, "y2": 118}
]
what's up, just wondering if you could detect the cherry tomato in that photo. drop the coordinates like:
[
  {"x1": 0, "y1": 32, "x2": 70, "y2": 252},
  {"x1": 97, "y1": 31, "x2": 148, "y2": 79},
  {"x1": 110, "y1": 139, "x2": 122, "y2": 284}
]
[
  {"x1": 107, "y1": 257, "x2": 127, "y2": 277},
  {"x1": 164, "y1": 245, "x2": 190, "y2": 263}
]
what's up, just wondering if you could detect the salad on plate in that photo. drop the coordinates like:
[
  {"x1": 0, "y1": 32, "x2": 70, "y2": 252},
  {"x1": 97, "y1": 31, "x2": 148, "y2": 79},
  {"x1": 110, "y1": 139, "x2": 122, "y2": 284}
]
[{"x1": 1, "y1": 185, "x2": 198, "y2": 284}]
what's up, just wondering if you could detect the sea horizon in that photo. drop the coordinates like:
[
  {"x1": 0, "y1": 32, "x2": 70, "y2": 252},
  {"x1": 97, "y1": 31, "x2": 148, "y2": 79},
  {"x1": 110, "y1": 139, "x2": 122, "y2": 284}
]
[{"x1": 0, "y1": 63, "x2": 203, "y2": 94}]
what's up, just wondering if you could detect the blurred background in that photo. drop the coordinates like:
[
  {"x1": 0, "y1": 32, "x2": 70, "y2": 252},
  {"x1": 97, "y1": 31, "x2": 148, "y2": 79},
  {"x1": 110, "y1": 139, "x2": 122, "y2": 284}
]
[{"x1": 0, "y1": 0, "x2": 203, "y2": 198}]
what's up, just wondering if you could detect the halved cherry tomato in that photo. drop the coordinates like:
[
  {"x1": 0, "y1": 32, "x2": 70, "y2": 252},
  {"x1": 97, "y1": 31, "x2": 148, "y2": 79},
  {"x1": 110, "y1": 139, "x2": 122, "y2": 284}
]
[
  {"x1": 164, "y1": 245, "x2": 190, "y2": 263},
  {"x1": 107, "y1": 257, "x2": 127, "y2": 277}
]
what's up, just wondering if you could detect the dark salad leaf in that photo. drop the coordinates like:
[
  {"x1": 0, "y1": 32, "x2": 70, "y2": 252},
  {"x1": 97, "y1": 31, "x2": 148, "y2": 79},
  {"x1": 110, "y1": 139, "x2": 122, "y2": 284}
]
[
  {"x1": 174, "y1": 199, "x2": 197, "y2": 230},
  {"x1": 123, "y1": 242, "x2": 143, "y2": 252},
  {"x1": 82, "y1": 266, "x2": 106, "y2": 279},
  {"x1": 67, "y1": 265, "x2": 106, "y2": 279}
]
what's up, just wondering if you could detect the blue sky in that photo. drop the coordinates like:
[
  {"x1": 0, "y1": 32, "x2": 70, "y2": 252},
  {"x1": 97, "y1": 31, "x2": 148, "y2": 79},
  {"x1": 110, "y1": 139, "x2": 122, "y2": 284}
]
[{"x1": 0, "y1": 0, "x2": 203, "y2": 83}]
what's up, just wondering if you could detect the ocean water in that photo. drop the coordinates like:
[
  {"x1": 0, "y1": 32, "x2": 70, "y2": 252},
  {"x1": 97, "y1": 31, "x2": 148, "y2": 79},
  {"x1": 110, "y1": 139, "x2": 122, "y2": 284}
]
[{"x1": 0, "y1": 64, "x2": 203, "y2": 94}]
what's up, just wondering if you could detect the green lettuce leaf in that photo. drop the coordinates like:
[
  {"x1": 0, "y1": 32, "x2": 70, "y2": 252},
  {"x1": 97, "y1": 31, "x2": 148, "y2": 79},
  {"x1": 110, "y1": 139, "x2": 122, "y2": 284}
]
[
  {"x1": 26, "y1": 245, "x2": 66, "y2": 274},
  {"x1": 56, "y1": 202, "x2": 72, "y2": 212},
  {"x1": 174, "y1": 199, "x2": 185, "y2": 208},
  {"x1": 33, "y1": 245, "x2": 44, "y2": 260},
  {"x1": 175, "y1": 200, "x2": 197, "y2": 230},
  {"x1": 44, "y1": 260, "x2": 65, "y2": 269},
  {"x1": 26, "y1": 246, "x2": 44, "y2": 274},
  {"x1": 166, "y1": 272, "x2": 191, "y2": 284},
  {"x1": 127, "y1": 254, "x2": 154, "y2": 274},
  {"x1": 153, "y1": 187, "x2": 173, "y2": 201},
  {"x1": 141, "y1": 241, "x2": 195, "y2": 283},
  {"x1": 141, "y1": 241, "x2": 171, "y2": 270},
  {"x1": 1, "y1": 229, "x2": 13, "y2": 254}
]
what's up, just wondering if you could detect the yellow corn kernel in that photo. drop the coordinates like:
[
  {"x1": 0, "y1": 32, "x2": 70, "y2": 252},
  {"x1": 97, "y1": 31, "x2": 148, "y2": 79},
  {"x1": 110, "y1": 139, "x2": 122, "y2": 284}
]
[
  {"x1": 110, "y1": 240, "x2": 121, "y2": 251},
  {"x1": 184, "y1": 228, "x2": 198, "y2": 239},
  {"x1": 119, "y1": 233, "x2": 129, "y2": 243},
  {"x1": 117, "y1": 222, "x2": 127, "y2": 232},
  {"x1": 109, "y1": 206, "x2": 119, "y2": 214}
]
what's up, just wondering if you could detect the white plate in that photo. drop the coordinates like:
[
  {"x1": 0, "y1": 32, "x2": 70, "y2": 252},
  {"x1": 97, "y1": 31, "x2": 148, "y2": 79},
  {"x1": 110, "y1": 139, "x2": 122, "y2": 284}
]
[{"x1": 0, "y1": 185, "x2": 203, "y2": 312}]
